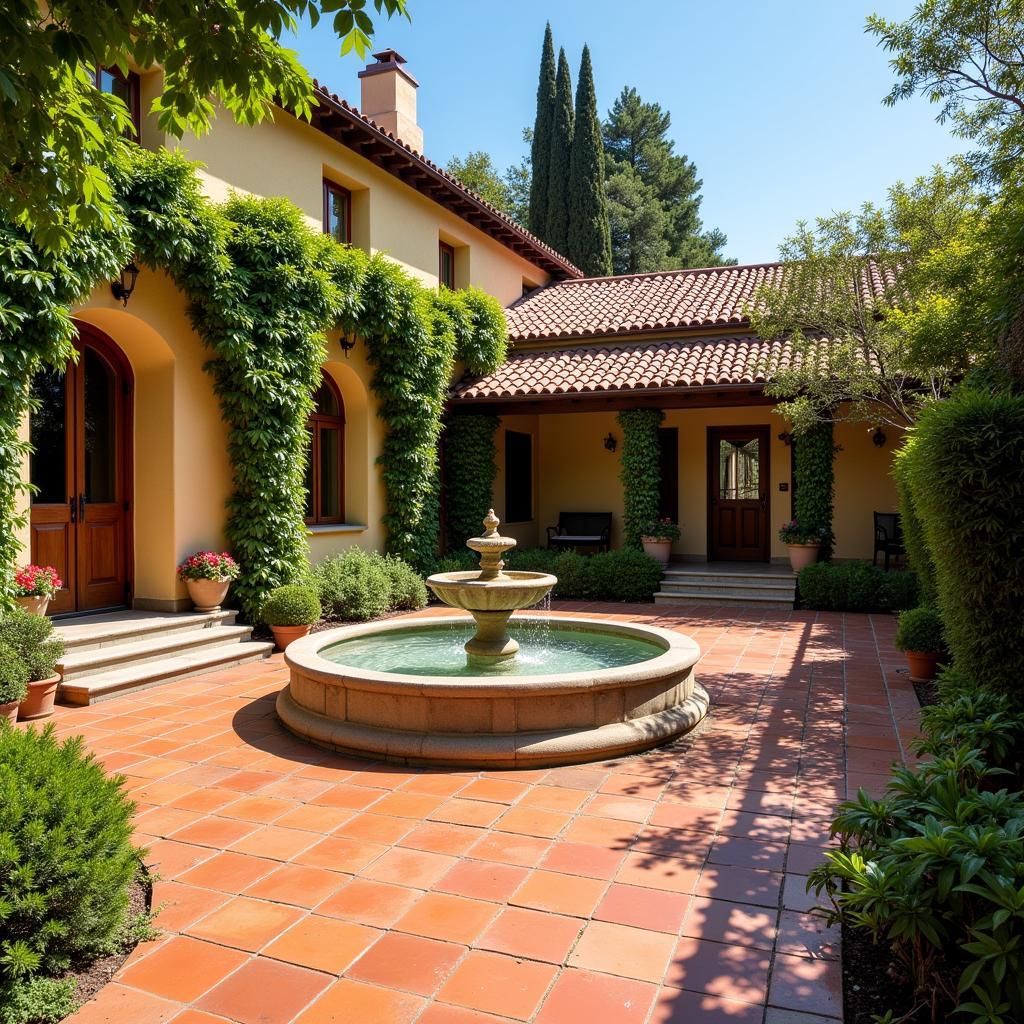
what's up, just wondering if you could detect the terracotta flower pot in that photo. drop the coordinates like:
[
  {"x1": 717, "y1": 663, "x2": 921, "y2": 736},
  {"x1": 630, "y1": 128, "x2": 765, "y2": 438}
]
[
  {"x1": 270, "y1": 624, "x2": 312, "y2": 651},
  {"x1": 906, "y1": 650, "x2": 939, "y2": 683},
  {"x1": 786, "y1": 542, "x2": 821, "y2": 573},
  {"x1": 15, "y1": 594, "x2": 50, "y2": 616},
  {"x1": 186, "y1": 578, "x2": 231, "y2": 612},
  {"x1": 18, "y1": 674, "x2": 61, "y2": 721},
  {"x1": 641, "y1": 538, "x2": 673, "y2": 565},
  {"x1": 1, "y1": 700, "x2": 19, "y2": 725}
]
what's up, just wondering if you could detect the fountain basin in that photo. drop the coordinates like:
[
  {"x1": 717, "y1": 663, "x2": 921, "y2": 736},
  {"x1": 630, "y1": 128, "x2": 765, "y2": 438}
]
[{"x1": 277, "y1": 614, "x2": 707, "y2": 768}]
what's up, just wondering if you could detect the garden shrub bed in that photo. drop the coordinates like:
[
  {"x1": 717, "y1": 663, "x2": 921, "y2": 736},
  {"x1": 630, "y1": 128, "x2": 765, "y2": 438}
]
[{"x1": 797, "y1": 560, "x2": 918, "y2": 612}]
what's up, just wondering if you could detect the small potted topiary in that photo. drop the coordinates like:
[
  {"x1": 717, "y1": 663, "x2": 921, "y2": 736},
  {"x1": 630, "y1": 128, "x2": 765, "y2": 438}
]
[
  {"x1": 0, "y1": 610, "x2": 66, "y2": 720},
  {"x1": 176, "y1": 551, "x2": 240, "y2": 611},
  {"x1": 13, "y1": 564, "x2": 62, "y2": 616},
  {"x1": 779, "y1": 520, "x2": 825, "y2": 573},
  {"x1": 640, "y1": 519, "x2": 680, "y2": 565},
  {"x1": 262, "y1": 584, "x2": 322, "y2": 651},
  {"x1": 0, "y1": 642, "x2": 29, "y2": 724},
  {"x1": 895, "y1": 605, "x2": 945, "y2": 682}
]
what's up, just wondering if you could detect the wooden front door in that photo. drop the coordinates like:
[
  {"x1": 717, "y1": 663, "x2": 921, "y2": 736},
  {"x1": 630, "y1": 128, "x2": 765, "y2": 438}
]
[
  {"x1": 708, "y1": 426, "x2": 769, "y2": 561},
  {"x1": 29, "y1": 325, "x2": 132, "y2": 614}
]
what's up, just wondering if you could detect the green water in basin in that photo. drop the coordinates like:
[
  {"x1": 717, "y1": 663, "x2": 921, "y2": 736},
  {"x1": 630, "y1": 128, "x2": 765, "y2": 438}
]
[{"x1": 319, "y1": 623, "x2": 664, "y2": 677}]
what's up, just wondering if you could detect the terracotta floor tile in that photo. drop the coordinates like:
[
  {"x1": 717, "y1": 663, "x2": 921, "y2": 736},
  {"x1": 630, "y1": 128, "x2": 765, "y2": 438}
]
[
  {"x1": 347, "y1": 932, "x2": 463, "y2": 995},
  {"x1": 782, "y1": 873, "x2": 818, "y2": 912},
  {"x1": 335, "y1": 812, "x2": 413, "y2": 844},
  {"x1": 561, "y1": 815, "x2": 643, "y2": 848},
  {"x1": 186, "y1": 896, "x2": 304, "y2": 951},
  {"x1": 117, "y1": 936, "x2": 248, "y2": 1003},
  {"x1": 274, "y1": 804, "x2": 354, "y2": 833},
  {"x1": 148, "y1": 881, "x2": 230, "y2": 933},
  {"x1": 665, "y1": 936, "x2": 771, "y2": 1005},
  {"x1": 64, "y1": 983, "x2": 179, "y2": 1024},
  {"x1": 534, "y1": 968, "x2": 656, "y2": 1024},
  {"x1": 594, "y1": 883, "x2": 689, "y2": 933},
  {"x1": 244, "y1": 862, "x2": 346, "y2": 908},
  {"x1": 218, "y1": 794, "x2": 298, "y2": 824},
  {"x1": 143, "y1": 840, "x2": 216, "y2": 880},
  {"x1": 649, "y1": 987, "x2": 765, "y2": 1023},
  {"x1": 435, "y1": 859, "x2": 528, "y2": 902},
  {"x1": 708, "y1": 835, "x2": 788, "y2": 872},
  {"x1": 229, "y1": 825, "x2": 317, "y2": 861},
  {"x1": 317, "y1": 877, "x2": 422, "y2": 927},
  {"x1": 177, "y1": 851, "x2": 277, "y2": 894},
  {"x1": 767, "y1": 952, "x2": 843, "y2": 1017},
  {"x1": 429, "y1": 798, "x2": 505, "y2": 828},
  {"x1": 400, "y1": 773, "x2": 470, "y2": 798},
  {"x1": 362, "y1": 846, "x2": 457, "y2": 888},
  {"x1": 370, "y1": 790, "x2": 446, "y2": 819},
  {"x1": 400, "y1": 821, "x2": 482, "y2": 856},
  {"x1": 693, "y1": 866, "x2": 783, "y2": 908},
  {"x1": 294, "y1": 835, "x2": 386, "y2": 873},
  {"x1": 517, "y1": 785, "x2": 589, "y2": 813},
  {"x1": 438, "y1": 949, "x2": 558, "y2": 1020},
  {"x1": 417, "y1": 1005, "x2": 519, "y2": 1024},
  {"x1": 165, "y1": 1011, "x2": 232, "y2": 1024},
  {"x1": 396, "y1": 891, "x2": 498, "y2": 944},
  {"x1": 312, "y1": 782, "x2": 385, "y2": 810},
  {"x1": 540, "y1": 841, "x2": 625, "y2": 879},
  {"x1": 264, "y1": 914, "x2": 380, "y2": 973},
  {"x1": 495, "y1": 805, "x2": 572, "y2": 838},
  {"x1": 510, "y1": 869, "x2": 607, "y2": 917},
  {"x1": 615, "y1": 853, "x2": 700, "y2": 894},
  {"x1": 169, "y1": 814, "x2": 257, "y2": 850},
  {"x1": 217, "y1": 770, "x2": 279, "y2": 793},
  {"x1": 458, "y1": 778, "x2": 530, "y2": 804},
  {"x1": 468, "y1": 831, "x2": 551, "y2": 867},
  {"x1": 568, "y1": 920, "x2": 675, "y2": 982},
  {"x1": 477, "y1": 906, "x2": 583, "y2": 963},
  {"x1": 585, "y1": 794, "x2": 655, "y2": 822},
  {"x1": 776, "y1": 910, "x2": 840, "y2": 959},
  {"x1": 294, "y1": 979, "x2": 424, "y2": 1024},
  {"x1": 682, "y1": 896, "x2": 777, "y2": 950},
  {"x1": 196, "y1": 957, "x2": 331, "y2": 1024}
]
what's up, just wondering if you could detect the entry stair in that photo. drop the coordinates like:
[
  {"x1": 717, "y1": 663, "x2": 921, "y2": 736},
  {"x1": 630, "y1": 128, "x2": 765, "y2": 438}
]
[
  {"x1": 53, "y1": 609, "x2": 274, "y2": 705},
  {"x1": 654, "y1": 565, "x2": 796, "y2": 610}
]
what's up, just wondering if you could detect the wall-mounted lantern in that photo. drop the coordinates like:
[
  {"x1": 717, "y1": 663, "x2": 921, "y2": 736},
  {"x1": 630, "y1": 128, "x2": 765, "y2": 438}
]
[
  {"x1": 778, "y1": 431, "x2": 794, "y2": 447},
  {"x1": 603, "y1": 432, "x2": 618, "y2": 453},
  {"x1": 339, "y1": 331, "x2": 357, "y2": 358},
  {"x1": 872, "y1": 427, "x2": 887, "y2": 448},
  {"x1": 110, "y1": 262, "x2": 140, "y2": 307}
]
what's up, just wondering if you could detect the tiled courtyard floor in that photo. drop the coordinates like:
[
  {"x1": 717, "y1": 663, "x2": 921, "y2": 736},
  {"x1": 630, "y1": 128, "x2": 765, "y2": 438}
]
[{"x1": 45, "y1": 602, "x2": 919, "y2": 1024}]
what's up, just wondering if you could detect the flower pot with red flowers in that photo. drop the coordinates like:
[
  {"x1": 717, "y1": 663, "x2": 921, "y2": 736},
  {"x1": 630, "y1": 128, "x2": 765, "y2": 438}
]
[
  {"x1": 895, "y1": 605, "x2": 945, "y2": 683},
  {"x1": 0, "y1": 610, "x2": 66, "y2": 720},
  {"x1": 262, "y1": 585, "x2": 321, "y2": 652},
  {"x1": 0, "y1": 644, "x2": 29, "y2": 725},
  {"x1": 176, "y1": 551, "x2": 240, "y2": 611},
  {"x1": 13, "y1": 565, "x2": 62, "y2": 616},
  {"x1": 640, "y1": 518, "x2": 680, "y2": 565},
  {"x1": 778, "y1": 521, "x2": 826, "y2": 573}
]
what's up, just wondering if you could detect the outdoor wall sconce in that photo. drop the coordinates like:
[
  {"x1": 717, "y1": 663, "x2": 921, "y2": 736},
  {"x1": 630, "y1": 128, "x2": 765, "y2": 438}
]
[
  {"x1": 778, "y1": 431, "x2": 794, "y2": 446},
  {"x1": 603, "y1": 432, "x2": 618, "y2": 453},
  {"x1": 339, "y1": 331, "x2": 357, "y2": 357},
  {"x1": 872, "y1": 427, "x2": 887, "y2": 448},
  {"x1": 110, "y1": 262, "x2": 139, "y2": 307}
]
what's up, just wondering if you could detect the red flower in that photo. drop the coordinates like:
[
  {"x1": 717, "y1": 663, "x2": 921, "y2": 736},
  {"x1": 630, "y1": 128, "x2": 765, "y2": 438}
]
[{"x1": 13, "y1": 564, "x2": 62, "y2": 597}]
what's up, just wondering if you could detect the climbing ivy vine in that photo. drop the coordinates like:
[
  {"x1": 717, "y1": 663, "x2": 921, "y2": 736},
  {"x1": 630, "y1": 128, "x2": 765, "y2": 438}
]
[
  {"x1": 617, "y1": 408, "x2": 664, "y2": 549},
  {"x1": 793, "y1": 420, "x2": 837, "y2": 561},
  {"x1": 0, "y1": 147, "x2": 506, "y2": 615},
  {"x1": 443, "y1": 414, "x2": 500, "y2": 550}
]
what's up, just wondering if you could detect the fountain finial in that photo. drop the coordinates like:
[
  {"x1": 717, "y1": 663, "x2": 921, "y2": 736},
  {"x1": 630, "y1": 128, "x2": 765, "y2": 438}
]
[
  {"x1": 466, "y1": 508, "x2": 515, "y2": 581},
  {"x1": 482, "y1": 509, "x2": 500, "y2": 537}
]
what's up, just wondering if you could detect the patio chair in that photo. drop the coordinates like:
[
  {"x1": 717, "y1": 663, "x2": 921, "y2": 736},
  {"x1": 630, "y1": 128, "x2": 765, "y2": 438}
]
[{"x1": 873, "y1": 512, "x2": 905, "y2": 570}]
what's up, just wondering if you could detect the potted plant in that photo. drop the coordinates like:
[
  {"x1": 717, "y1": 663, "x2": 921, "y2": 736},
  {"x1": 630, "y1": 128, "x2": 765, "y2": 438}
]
[
  {"x1": 0, "y1": 610, "x2": 65, "y2": 720},
  {"x1": 262, "y1": 584, "x2": 321, "y2": 651},
  {"x1": 13, "y1": 565, "x2": 62, "y2": 616},
  {"x1": 895, "y1": 605, "x2": 945, "y2": 682},
  {"x1": 779, "y1": 520, "x2": 825, "y2": 573},
  {"x1": 640, "y1": 519, "x2": 680, "y2": 565},
  {"x1": 0, "y1": 643, "x2": 29, "y2": 724},
  {"x1": 176, "y1": 551, "x2": 240, "y2": 611}
]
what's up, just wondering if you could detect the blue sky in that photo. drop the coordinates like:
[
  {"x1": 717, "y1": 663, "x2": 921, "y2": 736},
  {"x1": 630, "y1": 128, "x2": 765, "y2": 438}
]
[{"x1": 287, "y1": 0, "x2": 962, "y2": 265}]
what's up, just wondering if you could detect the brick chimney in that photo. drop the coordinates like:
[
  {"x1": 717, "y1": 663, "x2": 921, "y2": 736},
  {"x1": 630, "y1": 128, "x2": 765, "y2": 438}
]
[{"x1": 358, "y1": 49, "x2": 423, "y2": 152}]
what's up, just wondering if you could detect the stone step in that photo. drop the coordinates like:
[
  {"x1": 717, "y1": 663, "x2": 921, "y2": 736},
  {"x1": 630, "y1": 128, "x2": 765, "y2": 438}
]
[
  {"x1": 59, "y1": 640, "x2": 275, "y2": 706},
  {"x1": 654, "y1": 590, "x2": 794, "y2": 610},
  {"x1": 658, "y1": 581, "x2": 795, "y2": 600},
  {"x1": 662, "y1": 569, "x2": 795, "y2": 583},
  {"x1": 58, "y1": 625, "x2": 257, "y2": 681},
  {"x1": 53, "y1": 609, "x2": 238, "y2": 653}
]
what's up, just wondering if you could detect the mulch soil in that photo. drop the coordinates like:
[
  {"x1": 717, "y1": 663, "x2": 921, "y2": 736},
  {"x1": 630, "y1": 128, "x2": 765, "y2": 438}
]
[
  {"x1": 842, "y1": 918, "x2": 924, "y2": 1023},
  {"x1": 912, "y1": 678, "x2": 940, "y2": 707}
]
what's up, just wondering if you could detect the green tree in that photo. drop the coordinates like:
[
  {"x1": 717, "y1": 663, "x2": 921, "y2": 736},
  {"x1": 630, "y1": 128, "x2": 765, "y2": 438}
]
[
  {"x1": 567, "y1": 45, "x2": 612, "y2": 275},
  {"x1": 505, "y1": 128, "x2": 533, "y2": 226},
  {"x1": 527, "y1": 23, "x2": 556, "y2": 236},
  {"x1": 545, "y1": 48, "x2": 574, "y2": 255},
  {"x1": 0, "y1": 0, "x2": 409, "y2": 251},
  {"x1": 446, "y1": 151, "x2": 513, "y2": 213},
  {"x1": 603, "y1": 86, "x2": 731, "y2": 271}
]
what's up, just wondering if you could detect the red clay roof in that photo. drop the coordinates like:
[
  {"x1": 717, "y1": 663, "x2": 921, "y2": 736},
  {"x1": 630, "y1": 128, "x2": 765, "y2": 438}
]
[
  {"x1": 450, "y1": 333, "x2": 833, "y2": 403},
  {"x1": 505, "y1": 261, "x2": 894, "y2": 342},
  {"x1": 306, "y1": 83, "x2": 582, "y2": 281}
]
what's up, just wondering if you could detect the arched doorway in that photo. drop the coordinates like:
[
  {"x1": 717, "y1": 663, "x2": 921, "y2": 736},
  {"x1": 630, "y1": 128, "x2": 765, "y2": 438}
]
[{"x1": 29, "y1": 322, "x2": 133, "y2": 614}]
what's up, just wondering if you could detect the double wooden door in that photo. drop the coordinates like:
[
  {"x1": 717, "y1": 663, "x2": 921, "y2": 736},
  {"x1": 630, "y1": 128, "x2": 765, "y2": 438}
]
[
  {"x1": 29, "y1": 325, "x2": 132, "y2": 614},
  {"x1": 708, "y1": 426, "x2": 769, "y2": 561}
]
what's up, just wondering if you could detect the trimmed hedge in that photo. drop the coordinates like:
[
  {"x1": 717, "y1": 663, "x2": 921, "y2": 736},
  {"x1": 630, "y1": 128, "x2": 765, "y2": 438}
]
[
  {"x1": 507, "y1": 547, "x2": 662, "y2": 603},
  {"x1": 309, "y1": 550, "x2": 427, "y2": 622},
  {"x1": 797, "y1": 560, "x2": 919, "y2": 612},
  {"x1": 893, "y1": 439, "x2": 937, "y2": 604},
  {"x1": 261, "y1": 585, "x2": 321, "y2": 627},
  {"x1": 443, "y1": 414, "x2": 499, "y2": 551}
]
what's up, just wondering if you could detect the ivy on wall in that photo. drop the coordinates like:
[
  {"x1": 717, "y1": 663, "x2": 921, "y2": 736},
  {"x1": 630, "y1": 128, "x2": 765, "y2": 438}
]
[
  {"x1": 443, "y1": 414, "x2": 499, "y2": 551},
  {"x1": 0, "y1": 146, "x2": 506, "y2": 614},
  {"x1": 793, "y1": 420, "x2": 837, "y2": 561},
  {"x1": 617, "y1": 408, "x2": 664, "y2": 549}
]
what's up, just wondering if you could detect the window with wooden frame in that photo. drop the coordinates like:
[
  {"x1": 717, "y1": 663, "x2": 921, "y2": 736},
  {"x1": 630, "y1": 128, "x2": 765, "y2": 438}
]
[
  {"x1": 95, "y1": 67, "x2": 141, "y2": 140},
  {"x1": 323, "y1": 180, "x2": 352, "y2": 244},
  {"x1": 439, "y1": 241, "x2": 456, "y2": 289},
  {"x1": 504, "y1": 430, "x2": 533, "y2": 523},
  {"x1": 304, "y1": 377, "x2": 345, "y2": 525}
]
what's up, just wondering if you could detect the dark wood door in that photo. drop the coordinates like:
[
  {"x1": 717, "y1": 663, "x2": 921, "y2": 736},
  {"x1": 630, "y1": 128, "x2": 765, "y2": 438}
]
[
  {"x1": 30, "y1": 325, "x2": 132, "y2": 613},
  {"x1": 708, "y1": 426, "x2": 769, "y2": 561}
]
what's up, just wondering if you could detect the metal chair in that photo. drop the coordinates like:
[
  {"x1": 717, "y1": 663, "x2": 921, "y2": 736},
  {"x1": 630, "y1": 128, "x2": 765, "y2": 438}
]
[{"x1": 873, "y1": 512, "x2": 905, "y2": 570}]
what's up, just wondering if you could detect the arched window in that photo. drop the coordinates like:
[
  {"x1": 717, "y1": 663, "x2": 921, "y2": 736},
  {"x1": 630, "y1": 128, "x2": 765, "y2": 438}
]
[{"x1": 304, "y1": 377, "x2": 345, "y2": 524}]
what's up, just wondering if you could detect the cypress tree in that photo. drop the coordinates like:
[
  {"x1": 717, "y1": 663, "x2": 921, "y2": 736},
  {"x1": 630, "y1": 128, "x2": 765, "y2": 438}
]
[
  {"x1": 567, "y1": 45, "x2": 612, "y2": 276},
  {"x1": 527, "y1": 24, "x2": 556, "y2": 236},
  {"x1": 545, "y1": 48, "x2": 574, "y2": 255}
]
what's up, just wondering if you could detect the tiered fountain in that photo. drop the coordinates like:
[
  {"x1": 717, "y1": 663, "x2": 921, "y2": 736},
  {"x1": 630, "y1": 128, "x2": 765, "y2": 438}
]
[{"x1": 277, "y1": 512, "x2": 707, "y2": 767}]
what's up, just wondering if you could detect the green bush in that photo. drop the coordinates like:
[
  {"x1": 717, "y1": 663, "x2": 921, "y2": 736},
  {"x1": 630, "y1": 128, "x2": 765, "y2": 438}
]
[
  {"x1": 430, "y1": 550, "x2": 477, "y2": 575},
  {"x1": 506, "y1": 548, "x2": 588, "y2": 599},
  {"x1": 902, "y1": 387, "x2": 1024, "y2": 696},
  {"x1": 443, "y1": 414, "x2": 499, "y2": 550},
  {"x1": 0, "y1": 976, "x2": 77, "y2": 1024},
  {"x1": 0, "y1": 643, "x2": 29, "y2": 705},
  {"x1": 893, "y1": 440, "x2": 937, "y2": 604},
  {"x1": 884, "y1": 567, "x2": 920, "y2": 612},
  {"x1": 382, "y1": 555, "x2": 428, "y2": 611},
  {"x1": 617, "y1": 408, "x2": 664, "y2": 549},
  {"x1": 895, "y1": 605, "x2": 945, "y2": 653},
  {"x1": 793, "y1": 421, "x2": 836, "y2": 560},
  {"x1": 0, "y1": 612, "x2": 64, "y2": 682},
  {"x1": 585, "y1": 549, "x2": 663, "y2": 602},
  {"x1": 0, "y1": 726, "x2": 137, "y2": 995},
  {"x1": 261, "y1": 585, "x2": 321, "y2": 627},
  {"x1": 797, "y1": 560, "x2": 917, "y2": 612},
  {"x1": 310, "y1": 549, "x2": 427, "y2": 621}
]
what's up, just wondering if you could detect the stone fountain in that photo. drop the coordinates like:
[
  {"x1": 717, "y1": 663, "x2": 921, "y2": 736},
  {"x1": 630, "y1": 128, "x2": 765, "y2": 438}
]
[{"x1": 425, "y1": 510, "x2": 556, "y2": 664}]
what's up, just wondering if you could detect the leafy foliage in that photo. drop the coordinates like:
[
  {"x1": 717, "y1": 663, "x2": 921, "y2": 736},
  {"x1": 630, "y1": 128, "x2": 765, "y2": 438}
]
[
  {"x1": 445, "y1": 152, "x2": 516, "y2": 215},
  {"x1": 545, "y1": 48, "x2": 574, "y2": 255},
  {"x1": 381, "y1": 555, "x2": 428, "y2": 611},
  {"x1": 893, "y1": 438, "x2": 938, "y2": 604},
  {"x1": 0, "y1": 644, "x2": 28, "y2": 705},
  {"x1": 617, "y1": 409, "x2": 664, "y2": 549},
  {"x1": 310, "y1": 549, "x2": 425, "y2": 621},
  {"x1": 260, "y1": 585, "x2": 321, "y2": 627},
  {"x1": 797, "y1": 560, "x2": 919, "y2": 612},
  {"x1": 895, "y1": 604, "x2": 946, "y2": 653},
  {"x1": 793, "y1": 421, "x2": 836, "y2": 560},
  {"x1": 0, "y1": 975, "x2": 77, "y2": 1024},
  {"x1": 443, "y1": 415, "x2": 499, "y2": 551},
  {"x1": 0, "y1": 613, "x2": 64, "y2": 683},
  {"x1": 0, "y1": 726, "x2": 137, "y2": 999},
  {"x1": 508, "y1": 547, "x2": 662, "y2": 602}
]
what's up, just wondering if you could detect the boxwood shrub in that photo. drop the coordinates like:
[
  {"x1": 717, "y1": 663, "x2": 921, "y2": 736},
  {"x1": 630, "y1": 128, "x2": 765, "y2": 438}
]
[
  {"x1": 797, "y1": 560, "x2": 918, "y2": 612},
  {"x1": 261, "y1": 584, "x2": 321, "y2": 627},
  {"x1": 0, "y1": 642, "x2": 29, "y2": 706},
  {"x1": 309, "y1": 549, "x2": 427, "y2": 622},
  {"x1": 894, "y1": 605, "x2": 945, "y2": 653},
  {"x1": 507, "y1": 547, "x2": 661, "y2": 602},
  {"x1": 0, "y1": 612, "x2": 65, "y2": 683}
]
